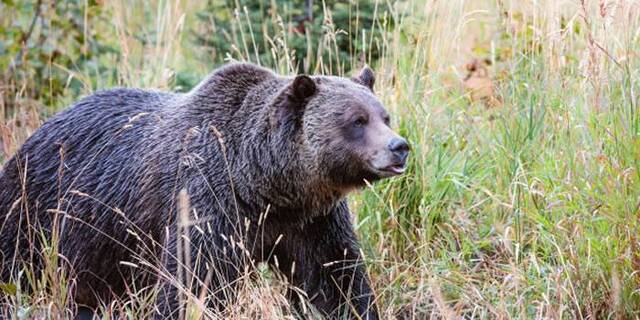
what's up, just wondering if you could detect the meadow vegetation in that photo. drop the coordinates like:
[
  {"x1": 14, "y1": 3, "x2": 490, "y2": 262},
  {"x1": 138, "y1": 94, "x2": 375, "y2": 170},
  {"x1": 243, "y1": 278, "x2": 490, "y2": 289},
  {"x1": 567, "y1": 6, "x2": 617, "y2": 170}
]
[{"x1": 1, "y1": 0, "x2": 639, "y2": 318}]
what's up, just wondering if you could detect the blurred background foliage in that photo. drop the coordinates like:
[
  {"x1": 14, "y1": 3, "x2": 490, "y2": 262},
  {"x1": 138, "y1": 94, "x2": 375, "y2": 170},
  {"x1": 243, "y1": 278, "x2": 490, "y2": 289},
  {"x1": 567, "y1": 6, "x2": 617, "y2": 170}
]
[
  {"x1": 1, "y1": 0, "x2": 112, "y2": 109},
  {"x1": 0, "y1": 0, "x2": 389, "y2": 114}
]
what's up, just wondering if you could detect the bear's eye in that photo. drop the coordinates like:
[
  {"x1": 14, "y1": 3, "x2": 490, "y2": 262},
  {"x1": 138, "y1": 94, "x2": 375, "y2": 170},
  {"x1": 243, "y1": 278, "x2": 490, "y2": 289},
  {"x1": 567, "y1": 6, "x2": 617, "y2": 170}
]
[
  {"x1": 353, "y1": 117, "x2": 368, "y2": 127},
  {"x1": 383, "y1": 115, "x2": 391, "y2": 126}
]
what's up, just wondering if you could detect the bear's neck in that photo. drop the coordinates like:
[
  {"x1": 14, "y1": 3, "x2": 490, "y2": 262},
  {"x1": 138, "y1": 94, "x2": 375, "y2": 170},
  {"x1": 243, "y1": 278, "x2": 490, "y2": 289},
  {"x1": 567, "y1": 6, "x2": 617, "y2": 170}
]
[{"x1": 240, "y1": 142, "x2": 345, "y2": 222}]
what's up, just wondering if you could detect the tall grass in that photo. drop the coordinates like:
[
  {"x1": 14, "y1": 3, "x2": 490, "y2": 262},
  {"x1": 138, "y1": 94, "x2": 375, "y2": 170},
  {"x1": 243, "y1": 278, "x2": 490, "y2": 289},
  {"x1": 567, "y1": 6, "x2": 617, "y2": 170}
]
[
  {"x1": 358, "y1": 1, "x2": 640, "y2": 318},
  {"x1": 1, "y1": 0, "x2": 639, "y2": 319}
]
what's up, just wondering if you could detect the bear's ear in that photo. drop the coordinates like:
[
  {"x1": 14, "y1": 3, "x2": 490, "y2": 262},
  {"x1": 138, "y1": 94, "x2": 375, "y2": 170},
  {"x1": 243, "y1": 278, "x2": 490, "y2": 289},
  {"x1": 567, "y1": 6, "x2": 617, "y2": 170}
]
[
  {"x1": 290, "y1": 75, "x2": 317, "y2": 103},
  {"x1": 272, "y1": 75, "x2": 317, "y2": 128},
  {"x1": 352, "y1": 66, "x2": 375, "y2": 91}
]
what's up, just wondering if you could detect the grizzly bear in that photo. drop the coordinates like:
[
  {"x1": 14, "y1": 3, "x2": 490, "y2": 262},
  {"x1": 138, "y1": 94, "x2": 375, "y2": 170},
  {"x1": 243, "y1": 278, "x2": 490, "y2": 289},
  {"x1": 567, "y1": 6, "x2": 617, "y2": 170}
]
[{"x1": 0, "y1": 63, "x2": 409, "y2": 319}]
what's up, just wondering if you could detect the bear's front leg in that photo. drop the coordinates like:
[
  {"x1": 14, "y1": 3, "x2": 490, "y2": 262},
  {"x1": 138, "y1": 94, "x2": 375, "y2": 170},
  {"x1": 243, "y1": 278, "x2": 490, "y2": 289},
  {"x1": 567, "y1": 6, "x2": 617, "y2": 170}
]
[{"x1": 275, "y1": 201, "x2": 379, "y2": 319}]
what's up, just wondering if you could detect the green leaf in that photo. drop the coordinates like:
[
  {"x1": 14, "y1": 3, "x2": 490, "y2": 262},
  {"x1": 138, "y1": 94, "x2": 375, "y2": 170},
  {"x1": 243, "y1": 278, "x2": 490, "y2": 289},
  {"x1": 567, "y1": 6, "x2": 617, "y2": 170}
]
[{"x1": 0, "y1": 282, "x2": 17, "y2": 296}]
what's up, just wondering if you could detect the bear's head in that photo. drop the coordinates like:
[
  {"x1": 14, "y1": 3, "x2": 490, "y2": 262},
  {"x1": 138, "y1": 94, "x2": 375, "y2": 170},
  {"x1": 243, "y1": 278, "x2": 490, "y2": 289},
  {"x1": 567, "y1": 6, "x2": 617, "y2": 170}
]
[{"x1": 271, "y1": 67, "x2": 410, "y2": 191}]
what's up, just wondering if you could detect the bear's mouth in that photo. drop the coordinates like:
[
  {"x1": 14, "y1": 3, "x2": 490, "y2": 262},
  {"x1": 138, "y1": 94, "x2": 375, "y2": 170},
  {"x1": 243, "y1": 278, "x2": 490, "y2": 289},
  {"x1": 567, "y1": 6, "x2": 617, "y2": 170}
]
[{"x1": 376, "y1": 163, "x2": 407, "y2": 176}]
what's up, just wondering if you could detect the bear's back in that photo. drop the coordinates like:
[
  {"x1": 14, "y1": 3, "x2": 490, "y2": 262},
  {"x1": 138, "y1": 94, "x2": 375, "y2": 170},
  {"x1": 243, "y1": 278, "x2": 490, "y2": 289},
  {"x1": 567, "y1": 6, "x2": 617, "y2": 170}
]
[{"x1": 0, "y1": 88, "x2": 175, "y2": 196}]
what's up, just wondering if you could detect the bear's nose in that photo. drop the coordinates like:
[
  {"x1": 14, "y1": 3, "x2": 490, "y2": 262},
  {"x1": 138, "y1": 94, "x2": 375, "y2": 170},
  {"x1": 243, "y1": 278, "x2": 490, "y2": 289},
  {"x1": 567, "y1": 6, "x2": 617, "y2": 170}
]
[{"x1": 388, "y1": 137, "x2": 410, "y2": 161}]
